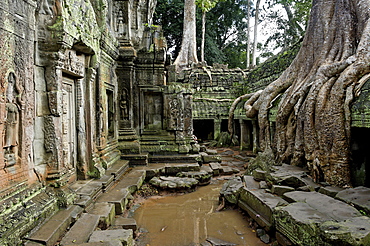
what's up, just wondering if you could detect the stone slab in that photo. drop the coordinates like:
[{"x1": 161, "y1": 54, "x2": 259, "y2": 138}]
[
  {"x1": 238, "y1": 187, "x2": 288, "y2": 231},
  {"x1": 271, "y1": 185, "x2": 295, "y2": 196},
  {"x1": 221, "y1": 166, "x2": 234, "y2": 175},
  {"x1": 318, "y1": 186, "x2": 344, "y2": 198},
  {"x1": 209, "y1": 162, "x2": 222, "y2": 175},
  {"x1": 89, "y1": 202, "x2": 115, "y2": 229},
  {"x1": 114, "y1": 217, "x2": 137, "y2": 231},
  {"x1": 336, "y1": 186, "x2": 370, "y2": 214},
  {"x1": 60, "y1": 213, "x2": 100, "y2": 246},
  {"x1": 202, "y1": 154, "x2": 222, "y2": 163},
  {"x1": 283, "y1": 191, "x2": 361, "y2": 220},
  {"x1": 26, "y1": 206, "x2": 77, "y2": 246},
  {"x1": 88, "y1": 229, "x2": 133, "y2": 246},
  {"x1": 320, "y1": 216, "x2": 370, "y2": 245},
  {"x1": 76, "y1": 180, "x2": 103, "y2": 199},
  {"x1": 97, "y1": 188, "x2": 131, "y2": 215},
  {"x1": 243, "y1": 175, "x2": 260, "y2": 189},
  {"x1": 108, "y1": 160, "x2": 130, "y2": 179}
]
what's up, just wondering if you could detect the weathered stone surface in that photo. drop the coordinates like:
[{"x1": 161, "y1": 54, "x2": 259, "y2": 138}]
[
  {"x1": 149, "y1": 176, "x2": 199, "y2": 189},
  {"x1": 276, "y1": 191, "x2": 364, "y2": 245},
  {"x1": 318, "y1": 185, "x2": 343, "y2": 197},
  {"x1": 283, "y1": 191, "x2": 361, "y2": 219},
  {"x1": 88, "y1": 229, "x2": 133, "y2": 246},
  {"x1": 202, "y1": 154, "x2": 222, "y2": 163},
  {"x1": 220, "y1": 177, "x2": 244, "y2": 204},
  {"x1": 238, "y1": 187, "x2": 288, "y2": 231},
  {"x1": 96, "y1": 188, "x2": 131, "y2": 215},
  {"x1": 26, "y1": 206, "x2": 77, "y2": 246},
  {"x1": 209, "y1": 162, "x2": 222, "y2": 175},
  {"x1": 177, "y1": 170, "x2": 212, "y2": 185},
  {"x1": 320, "y1": 216, "x2": 370, "y2": 245},
  {"x1": 60, "y1": 213, "x2": 100, "y2": 246},
  {"x1": 89, "y1": 203, "x2": 115, "y2": 229},
  {"x1": 206, "y1": 149, "x2": 218, "y2": 155},
  {"x1": 243, "y1": 175, "x2": 260, "y2": 189},
  {"x1": 252, "y1": 169, "x2": 267, "y2": 181},
  {"x1": 269, "y1": 164, "x2": 316, "y2": 189},
  {"x1": 114, "y1": 217, "x2": 137, "y2": 231},
  {"x1": 336, "y1": 186, "x2": 370, "y2": 214},
  {"x1": 271, "y1": 185, "x2": 295, "y2": 196}
]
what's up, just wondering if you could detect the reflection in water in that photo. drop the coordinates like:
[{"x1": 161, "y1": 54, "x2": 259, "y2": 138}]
[{"x1": 134, "y1": 181, "x2": 266, "y2": 246}]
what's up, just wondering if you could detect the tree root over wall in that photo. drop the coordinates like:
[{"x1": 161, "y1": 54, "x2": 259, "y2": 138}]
[{"x1": 229, "y1": 0, "x2": 370, "y2": 187}]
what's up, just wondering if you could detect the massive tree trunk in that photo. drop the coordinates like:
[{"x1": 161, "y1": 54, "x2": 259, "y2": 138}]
[
  {"x1": 174, "y1": 0, "x2": 199, "y2": 68},
  {"x1": 232, "y1": 0, "x2": 370, "y2": 186}
]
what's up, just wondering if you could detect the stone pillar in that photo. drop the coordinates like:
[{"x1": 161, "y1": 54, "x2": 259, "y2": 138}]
[
  {"x1": 240, "y1": 119, "x2": 252, "y2": 150},
  {"x1": 214, "y1": 119, "x2": 221, "y2": 140},
  {"x1": 252, "y1": 119, "x2": 259, "y2": 154}
]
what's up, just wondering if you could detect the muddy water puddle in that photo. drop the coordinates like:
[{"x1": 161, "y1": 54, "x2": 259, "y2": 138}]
[{"x1": 134, "y1": 181, "x2": 266, "y2": 246}]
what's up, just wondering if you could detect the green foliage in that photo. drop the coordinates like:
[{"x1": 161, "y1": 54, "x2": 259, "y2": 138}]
[
  {"x1": 195, "y1": 0, "x2": 222, "y2": 13},
  {"x1": 263, "y1": 0, "x2": 311, "y2": 51}
]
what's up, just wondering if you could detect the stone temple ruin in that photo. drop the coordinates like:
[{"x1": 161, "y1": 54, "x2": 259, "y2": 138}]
[{"x1": 1, "y1": 0, "x2": 370, "y2": 245}]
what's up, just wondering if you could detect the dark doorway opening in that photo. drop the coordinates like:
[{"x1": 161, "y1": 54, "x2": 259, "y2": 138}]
[
  {"x1": 193, "y1": 119, "x2": 214, "y2": 141},
  {"x1": 351, "y1": 127, "x2": 370, "y2": 187}
]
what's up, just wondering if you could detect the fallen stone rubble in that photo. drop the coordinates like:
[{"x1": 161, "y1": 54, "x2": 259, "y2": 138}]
[{"x1": 220, "y1": 164, "x2": 370, "y2": 245}]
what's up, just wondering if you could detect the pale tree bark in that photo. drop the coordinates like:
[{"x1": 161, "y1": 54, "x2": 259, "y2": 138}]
[
  {"x1": 229, "y1": 0, "x2": 370, "y2": 187},
  {"x1": 251, "y1": 0, "x2": 261, "y2": 67},
  {"x1": 246, "y1": 0, "x2": 251, "y2": 68},
  {"x1": 201, "y1": 10, "x2": 206, "y2": 62},
  {"x1": 174, "y1": 0, "x2": 199, "y2": 69}
]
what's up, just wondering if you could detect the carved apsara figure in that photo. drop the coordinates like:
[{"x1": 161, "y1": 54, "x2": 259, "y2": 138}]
[{"x1": 3, "y1": 73, "x2": 20, "y2": 167}]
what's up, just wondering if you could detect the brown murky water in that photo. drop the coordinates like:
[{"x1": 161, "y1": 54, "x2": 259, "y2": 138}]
[{"x1": 134, "y1": 180, "x2": 266, "y2": 246}]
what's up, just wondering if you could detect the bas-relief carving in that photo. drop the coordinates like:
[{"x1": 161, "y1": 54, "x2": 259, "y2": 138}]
[
  {"x1": 120, "y1": 88, "x2": 129, "y2": 120},
  {"x1": 3, "y1": 73, "x2": 22, "y2": 168}
]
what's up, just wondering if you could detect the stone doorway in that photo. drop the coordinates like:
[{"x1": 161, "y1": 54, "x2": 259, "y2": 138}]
[
  {"x1": 351, "y1": 127, "x2": 370, "y2": 187},
  {"x1": 62, "y1": 77, "x2": 77, "y2": 171}
]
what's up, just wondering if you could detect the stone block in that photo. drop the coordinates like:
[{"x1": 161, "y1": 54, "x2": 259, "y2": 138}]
[
  {"x1": 97, "y1": 188, "x2": 131, "y2": 215},
  {"x1": 202, "y1": 154, "x2": 222, "y2": 163},
  {"x1": 320, "y1": 216, "x2": 370, "y2": 245},
  {"x1": 89, "y1": 202, "x2": 116, "y2": 229},
  {"x1": 26, "y1": 206, "x2": 77, "y2": 246},
  {"x1": 238, "y1": 187, "x2": 288, "y2": 231},
  {"x1": 206, "y1": 149, "x2": 218, "y2": 155},
  {"x1": 221, "y1": 166, "x2": 234, "y2": 175},
  {"x1": 220, "y1": 177, "x2": 244, "y2": 204},
  {"x1": 318, "y1": 186, "x2": 343, "y2": 198},
  {"x1": 88, "y1": 229, "x2": 133, "y2": 246},
  {"x1": 271, "y1": 185, "x2": 295, "y2": 196},
  {"x1": 336, "y1": 186, "x2": 370, "y2": 214},
  {"x1": 60, "y1": 213, "x2": 100, "y2": 246},
  {"x1": 252, "y1": 169, "x2": 266, "y2": 181},
  {"x1": 243, "y1": 175, "x2": 260, "y2": 189},
  {"x1": 114, "y1": 217, "x2": 137, "y2": 231},
  {"x1": 209, "y1": 162, "x2": 222, "y2": 174},
  {"x1": 283, "y1": 191, "x2": 361, "y2": 220}
]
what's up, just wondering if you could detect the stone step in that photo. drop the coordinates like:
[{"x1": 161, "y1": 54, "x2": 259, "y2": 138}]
[
  {"x1": 209, "y1": 162, "x2": 222, "y2": 175},
  {"x1": 60, "y1": 213, "x2": 100, "y2": 246},
  {"x1": 96, "y1": 188, "x2": 131, "y2": 215},
  {"x1": 122, "y1": 153, "x2": 149, "y2": 166},
  {"x1": 89, "y1": 202, "x2": 116, "y2": 229},
  {"x1": 238, "y1": 187, "x2": 288, "y2": 231},
  {"x1": 75, "y1": 180, "x2": 103, "y2": 200},
  {"x1": 113, "y1": 217, "x2": 137, "y2": 231},
  {"x1": 149, "y1": 154, "x2": 200, "y2": 164},
  {"x1": 107, "y1": 160, "x2": 130, "y2": 181},
  {"x1": 88, "y1": 229, "x2": 133, "y2": 245},
  {"x1": 335, "y1": 186, "x2": 370, "y2": 214},
  {"x1": 26, "y1": 205, "x2": 82, "y2": 246},
  {"x1": 96, "y1": 168, "x2": 145, "y2": 215}
]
